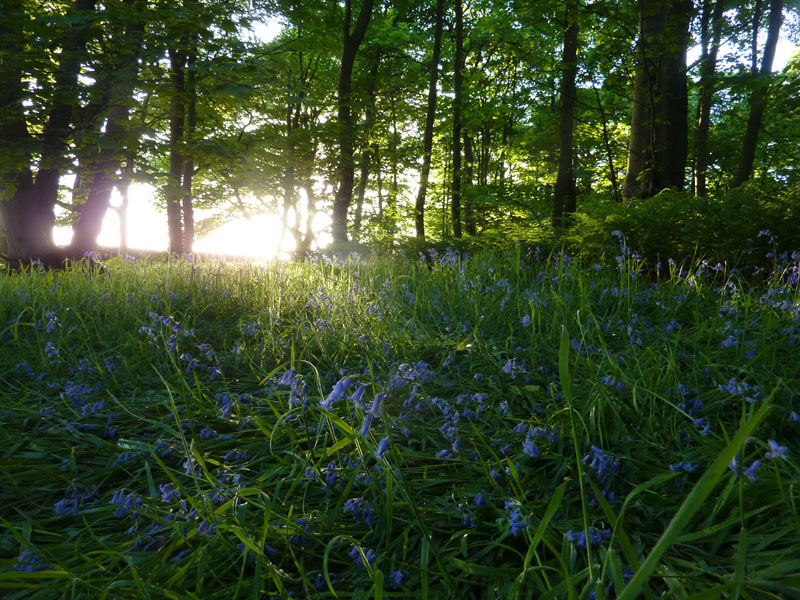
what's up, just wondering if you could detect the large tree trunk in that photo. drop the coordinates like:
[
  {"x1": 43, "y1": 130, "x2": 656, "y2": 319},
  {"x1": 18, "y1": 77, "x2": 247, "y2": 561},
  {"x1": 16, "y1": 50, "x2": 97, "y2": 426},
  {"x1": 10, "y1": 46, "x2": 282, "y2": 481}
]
[
  {"x1": 353, "y1": 60, "x2": 379, "y2": 242},
  {"x1": 623, "y1": 0, "x2": 693, "y2": 202},
  {"x1": 553, "y1": 0, "x2": 578, "y2": 228},
  {"x1": 451, "y1": 0, "x2": 464, "y2": 238},
  {"x1": 415, "y1": 0, "x2": 445, "y2": 239},
  {"x1": 732, "y1": 0, "x2": 783, "y2": 187},
  {"x1": 693, "y1": 0, "x2": 725, "y2": 196},
  {"x1": 331, "y1": 0, "x2": 374, "y2": 243},
  {"x1": 0, "y1": 0, "x2": 95, "y2": 260},
  {"x1": 167, "y1": 45, "x2": 186, "y2": 255},
  {"x1": 32, "y1": 0, "x2": 97, "y2": 239},
  {"x1": 69, "y1": 2, "x2": 145, "y2": 255},
  {"x1": 182, "y1": 49, "x2": 196, "y2": 253}
]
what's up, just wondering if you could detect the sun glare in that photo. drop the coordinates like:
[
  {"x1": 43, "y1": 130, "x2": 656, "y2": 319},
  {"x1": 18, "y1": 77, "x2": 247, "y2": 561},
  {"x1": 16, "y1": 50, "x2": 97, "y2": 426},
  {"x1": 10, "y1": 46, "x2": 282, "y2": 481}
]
[{"x1": 54, "y1": 181, "x2": 332, "y2": 260}]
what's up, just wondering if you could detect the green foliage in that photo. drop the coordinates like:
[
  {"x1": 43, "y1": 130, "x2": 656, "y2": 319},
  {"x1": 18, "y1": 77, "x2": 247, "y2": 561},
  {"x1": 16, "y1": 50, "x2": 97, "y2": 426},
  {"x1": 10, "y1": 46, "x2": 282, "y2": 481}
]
[
  {"x1": 555, "y1": 185, "x2": 800, "y2": 269},
  {"x1": 2, "y1": 251, "x2": 800, "y2": 597}
]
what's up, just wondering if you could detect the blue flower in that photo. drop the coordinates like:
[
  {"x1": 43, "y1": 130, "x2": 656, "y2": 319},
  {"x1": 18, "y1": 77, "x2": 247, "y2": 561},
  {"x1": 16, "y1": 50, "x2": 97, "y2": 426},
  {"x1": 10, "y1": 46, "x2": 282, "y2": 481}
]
[
  {"x1": 348, "y1": 545, "x2": 377, "y2": 567},
  {"x1": 370, "y1": 393, "x2": 384, "y2": 417},
  {"x1": 521, "y1": 315, "x2": 532, "y2": 327},
  {"x1": 566, "y1": 527, "x2": 612, "y2": 549},
  {"x1": 159, "y1": 483, "x2": 181, "y2": 503},
  {"x1": 583, "y1": 446, "x2": 618, "y2": 484},
  {"x1": 669, "y1": 462, "x2": 698, "y2": 473},
  {"x1": 13, "y1": 550, "x2": 51, "y2": 572},
  {"x1": 358, "y1": 414, "x2": 374, "y2": 437},
  {"x1": 54, "y1": 498, "x2": 80, "y2": 516},
  {"x1": 766, "y1": 440, "x2": 788, "y2": 459},
  {"x1": 504, "y1": 501, "x2": 530, "y2": 536},
  {"x1": 743, "y1": 459, "x2": 762, "y2": 482},
  {"x1": 390, "y1": 568, "x2": 405, "y2": 587},
  {"x1": 375, "y1": 437, "x2": 390, "y2": 460},
  {"x1": 523, "y1": 436, "x2": 539, "y2": 458}
]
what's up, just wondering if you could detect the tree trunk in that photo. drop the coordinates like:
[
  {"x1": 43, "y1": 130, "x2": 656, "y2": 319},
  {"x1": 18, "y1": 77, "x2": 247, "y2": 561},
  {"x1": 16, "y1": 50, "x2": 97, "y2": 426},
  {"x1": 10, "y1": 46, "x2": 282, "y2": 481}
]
[
  {"x1": 331, "y1": 0, "x2": 374, "y2": 243},
  {"x1": 353, "y1": 60, "x2": 379, "y2": 242},
  {"x1": 553, "y1": 0, "x2": 578, "y2": 228},
  {"x1": 464, "y1": 133, "x2": 476, "y2": 235},
  {"x1": 32, "y1": 0, "x2": 97, "y2": 239},
  {"x1": 182, "y1": 50, "x2": 196, "y2": 253},
  {"x1": 414, "y1": 0, "x2": 445, "y2": 239},
  {"x1": 69, "y1": 1, "x2": 145, "y2": 255},
  {"x1": 593, "y1": 85, "x2": 620, "y2": 202},
  {"x1": 0, "y1": 0, "x2": 95, "y2": 260},
  {"x1": 623, "y1": 0, "x2": 693, "y2": 202},
  {"x1": 732, "y1": 0, "x2": 783, "y2": 187},
  {"x1": 167, "y1": 45, "x2": 186, "y2": 255},
  {"x1": 451, "y1": 0, "x2": 464, "y2": 238},
  {"x1": 693, "y1": 0, "x2": 725, "y2": 196}
]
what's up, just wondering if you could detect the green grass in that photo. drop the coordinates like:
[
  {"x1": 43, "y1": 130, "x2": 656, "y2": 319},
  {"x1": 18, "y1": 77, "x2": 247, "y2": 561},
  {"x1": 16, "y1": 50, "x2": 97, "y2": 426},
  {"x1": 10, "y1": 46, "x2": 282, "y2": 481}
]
[{"x1": 1, "y1": 244, "x2": 799, "y2": 599}]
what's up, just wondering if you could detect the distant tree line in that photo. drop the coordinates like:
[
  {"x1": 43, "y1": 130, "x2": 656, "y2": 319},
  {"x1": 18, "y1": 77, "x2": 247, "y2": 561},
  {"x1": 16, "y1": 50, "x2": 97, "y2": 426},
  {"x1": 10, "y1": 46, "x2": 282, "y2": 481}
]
[{"x1": 0, "y1": 0, "x2": 797, "y2": 261}]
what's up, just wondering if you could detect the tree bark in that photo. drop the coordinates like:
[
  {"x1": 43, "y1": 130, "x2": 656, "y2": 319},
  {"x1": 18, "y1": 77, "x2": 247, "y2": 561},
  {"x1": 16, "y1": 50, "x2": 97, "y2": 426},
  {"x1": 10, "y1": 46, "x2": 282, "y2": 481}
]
[
  {"x1": 592, "y1": 85, "x2": 620, "y2": 202},
  {"x1": 464, "y1": 133, "x2": 476, "y2": 235},
  {"x1": 0, "y1": 0, "x2": 95, "y2": 260},
  {"x1": 167, "y1": 45, "x2": 186, "y2": 255},
  {"x1": 353, "y1": 60, "x2": 378, "y2": 242},
  {"x1": 623, "y1": 0, "x2": 693, "y2": 202},
  {"x1": 414, "y1": 0, "x2": 445, "y2": 239},
  {"x1": 331, "y1": 0, "x2": 374, "y2": 243},
  {"x1": 732, "y1": 0, "x2": 783, "y2": 187},
  {"x1": 451, "y1": 0, "x2": 464, "y2": 238},
  {"x1": 69, "y1": 0, "x2": 145, "y2": 255},
  {"x1": 182, "y1": 49, "x2": 196, "y2": 253},
  {"x1": 553, "y1": 0, "x2": 578, "y2": 228},
  {"x1": 32, "y1": 0, "x2": 97, "y2": 238},
  {"x1": 693, "y1": 0, "x2": 725, "y2": 196}
]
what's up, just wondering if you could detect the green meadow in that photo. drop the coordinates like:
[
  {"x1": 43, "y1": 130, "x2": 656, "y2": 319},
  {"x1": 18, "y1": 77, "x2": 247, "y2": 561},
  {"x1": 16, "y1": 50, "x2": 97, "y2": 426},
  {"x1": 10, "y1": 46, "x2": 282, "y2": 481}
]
[{"x1": 1, "y1": 244, "x2": 799, "y2": 599}]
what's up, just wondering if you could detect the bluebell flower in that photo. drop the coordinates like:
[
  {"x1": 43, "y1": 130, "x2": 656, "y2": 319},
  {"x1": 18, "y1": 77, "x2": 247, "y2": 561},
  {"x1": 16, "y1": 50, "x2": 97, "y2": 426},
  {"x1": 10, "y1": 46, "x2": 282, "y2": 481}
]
[
  {"x1": 370, "y1": 393, "x2": 384, "y2": 417},
  {"x1": 350, "y1": 385, "x2": 366, "y2": 407},
  {"x1": 583, "y1": 446, "x2": 618, "y2": 484},
  {"x1": 198, "y1": 520, "x2": 216, "y2": 535},
  {"x1": 54, "y1": 498, "x2": 80, "y2": 516},
  {"x1": 521, "y1": 315, "x2": 532, "y2": 327},
  {"x1": 348, "y1": 545, "x2": 377, "y2": 567},
  {"x1": 503, "y1": 358, "x2": 518, "y2": 376},
  {"x1": 474, "y1": 491, "x2": 487, "y2": 507},
  {"x1": 504, "y1": 501, "x2": 530, "y2": 536},
  {"x1": 343, "y1": 497, "x2": 376, "y2": 526},
  {"x1": 523, "y1": 436, "x2": 539, "y2": 458},
  {"x1": 743, "y1": 459, "x2": 762, "y2": 482},
  {"x1": 766, "y1": 440, "x2": 788, "y2": 459},
  {"x1": 358, "y1": 414, "x2": 374, "y2": 437},
  {"x1": 13, "y1": 550, "x2": 51, "y2": 572},
  {"x1": 390, "y1": 569, "x2": 405, "y2": 587},
  {"x1": 159, "y1": 483, "x2": 181, "y2": 503},
  {"x1": 375, "y1": 437, "x2": 390, "y2": 460},
  {"x1": 109, "y1": 490, "x2": 142, "y2": 518},
  {"x1": 728, "y1": 454, "x2": 740, "y2": 476},
  {"x1": 669, "y1": 462, "x2": 698, "y2": 473},
  {"x1": 566, "y1": 527, "x2": 612, "y2": 549},
  {"x1": 320, "y1": 376, "x2": 351, "y2": 410}
]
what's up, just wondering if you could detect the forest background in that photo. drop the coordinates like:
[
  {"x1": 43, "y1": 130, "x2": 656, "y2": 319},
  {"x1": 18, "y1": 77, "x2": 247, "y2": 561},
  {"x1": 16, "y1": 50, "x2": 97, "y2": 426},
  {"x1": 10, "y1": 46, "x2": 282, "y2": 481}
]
[{"x1": 1, "y1": 0, "x2": 799, "y2": 265}]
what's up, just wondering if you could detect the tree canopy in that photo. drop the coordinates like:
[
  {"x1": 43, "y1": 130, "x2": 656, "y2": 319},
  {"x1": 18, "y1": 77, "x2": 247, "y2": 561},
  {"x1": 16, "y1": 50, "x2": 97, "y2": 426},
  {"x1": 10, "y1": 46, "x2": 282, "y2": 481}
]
[{"x1": 1, "y1": 0, "x2": 799, "y2": 261}]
